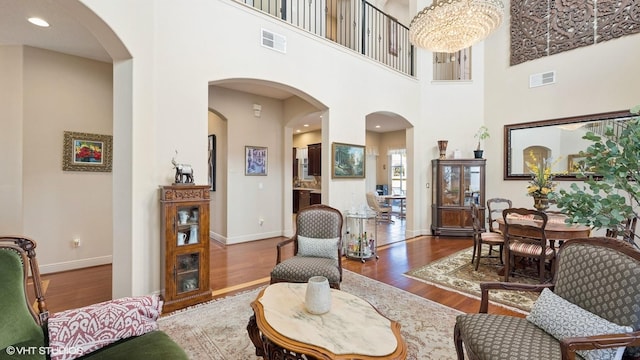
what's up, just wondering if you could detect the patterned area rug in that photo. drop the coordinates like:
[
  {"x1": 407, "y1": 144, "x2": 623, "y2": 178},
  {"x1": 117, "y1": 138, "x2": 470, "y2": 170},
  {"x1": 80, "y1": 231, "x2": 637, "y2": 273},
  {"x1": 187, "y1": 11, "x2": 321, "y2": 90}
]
[
  {"x1": 159, "y1": 270, "x2": 462, "y2": 359},
  {"x1": 404, "y1": 247, "x2": 540, "y2": 313}
]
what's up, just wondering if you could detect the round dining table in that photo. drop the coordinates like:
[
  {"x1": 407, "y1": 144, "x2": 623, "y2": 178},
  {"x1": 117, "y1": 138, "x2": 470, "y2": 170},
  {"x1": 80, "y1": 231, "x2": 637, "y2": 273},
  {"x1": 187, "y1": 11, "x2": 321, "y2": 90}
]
[
  {"x1": 495, "y1": 213, "x2": 591, "y2": 277},
  {"x1": 496, "y1": 214, "x2": 591, "y2": 244}
]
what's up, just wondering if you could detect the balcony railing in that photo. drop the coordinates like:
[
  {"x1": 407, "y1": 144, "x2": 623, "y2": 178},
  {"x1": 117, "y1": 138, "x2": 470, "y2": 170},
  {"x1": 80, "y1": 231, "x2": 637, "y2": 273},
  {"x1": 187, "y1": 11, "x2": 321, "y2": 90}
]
[{"x1": 243, "y1": 0, "x2": 415, "y2": 76}]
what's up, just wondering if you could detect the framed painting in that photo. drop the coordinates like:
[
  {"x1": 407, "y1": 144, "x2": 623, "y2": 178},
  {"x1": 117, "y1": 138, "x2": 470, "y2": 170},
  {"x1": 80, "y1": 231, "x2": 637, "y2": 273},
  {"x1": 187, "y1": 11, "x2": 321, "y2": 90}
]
[
  {"x1": 331, "y1": 142, "x2": 365, "y2": 178},
  {"x1": 208, "y1": 134, "x2": 216, "y2": 191},
  {"x1": 567, "y1": 153, "x2": 595, "y2": 174},
  {"x1": 245, "y1": 146, "x2": 267, "y2": 176},
  {"x1": 62, "y1": 131, "x2": 112, "y2": 172}
]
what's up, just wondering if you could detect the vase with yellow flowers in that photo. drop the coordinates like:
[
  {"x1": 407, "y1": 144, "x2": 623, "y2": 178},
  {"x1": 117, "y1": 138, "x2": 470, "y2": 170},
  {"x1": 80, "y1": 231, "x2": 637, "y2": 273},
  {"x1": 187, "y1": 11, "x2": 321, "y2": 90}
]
[{"x1": 526, "y1": 153, "x2": 558, "y2": 211}]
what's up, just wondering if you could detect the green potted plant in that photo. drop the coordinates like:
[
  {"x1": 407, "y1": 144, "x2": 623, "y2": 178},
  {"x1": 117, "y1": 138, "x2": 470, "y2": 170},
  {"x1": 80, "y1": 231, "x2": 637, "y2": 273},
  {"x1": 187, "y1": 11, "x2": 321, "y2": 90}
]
[
  {"x1": 474, "y1": 126, "x2": 490, "y2": 158},
  {"x1": 551, "y1": 104, "x2": 640, "y2": 246}
]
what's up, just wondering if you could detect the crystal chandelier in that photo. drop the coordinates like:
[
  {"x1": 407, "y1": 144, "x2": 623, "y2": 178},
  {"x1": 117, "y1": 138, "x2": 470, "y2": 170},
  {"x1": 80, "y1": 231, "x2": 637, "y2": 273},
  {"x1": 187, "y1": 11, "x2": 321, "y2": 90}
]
[{"x1": 409, "y1": 0, "x2": 504, "y2": 53}]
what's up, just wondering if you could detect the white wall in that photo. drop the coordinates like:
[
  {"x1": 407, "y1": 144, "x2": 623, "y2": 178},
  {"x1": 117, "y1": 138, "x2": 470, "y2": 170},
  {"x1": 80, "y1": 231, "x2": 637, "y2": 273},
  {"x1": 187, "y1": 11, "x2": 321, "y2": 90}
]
[
  {"x1": 208, "y1": 86, "x2": 286, "y2": 244},
  {"x1": 31, "y1": 0, "x2": 634, "y2": 298},
  {"x1": 484, "y1": 0, "x2": 640, "y2": 209},
  {"x1": 294, "y1": 130, "x2": 321, "y2": 148},
  {"x1": 208, "y1": 111, "x2": 227, "y2": 241},
  {"x1": 0, "y1": 0, "x2": 472, "y2": 296},
  {"x1": 21, "y1": 47, "x2": 112, "y2": 272},
  {"x1": 0, "y1": 46, "x2": 24, "y2": 234}
]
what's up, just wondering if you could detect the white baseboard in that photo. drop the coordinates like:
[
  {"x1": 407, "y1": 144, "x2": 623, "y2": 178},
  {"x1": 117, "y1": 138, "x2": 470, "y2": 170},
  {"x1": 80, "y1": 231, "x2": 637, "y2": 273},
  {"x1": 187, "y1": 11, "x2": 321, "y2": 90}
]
[
  {"x1": 39, "y1": 255, "x2": 112, "y2": 274},
  {"x1": 210, "y1": 231, "x2": 227, "y2": 244},
  {"x1": 211, "y1": 230, "x2": 284, "y2": 245}
]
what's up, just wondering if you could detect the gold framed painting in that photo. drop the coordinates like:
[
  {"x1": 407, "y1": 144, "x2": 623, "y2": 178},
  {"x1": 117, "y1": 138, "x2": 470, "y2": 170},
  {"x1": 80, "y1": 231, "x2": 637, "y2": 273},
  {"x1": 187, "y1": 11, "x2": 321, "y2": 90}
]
[
  {"x1": 62, "y1": 131, "x2": 113, "y2": 172},
  {"x1": 331, "y1": 142, "x2": 365, "y2": 178},
  {"x1": 567, "y1": 153, "x2": 595, "y2": 174}
]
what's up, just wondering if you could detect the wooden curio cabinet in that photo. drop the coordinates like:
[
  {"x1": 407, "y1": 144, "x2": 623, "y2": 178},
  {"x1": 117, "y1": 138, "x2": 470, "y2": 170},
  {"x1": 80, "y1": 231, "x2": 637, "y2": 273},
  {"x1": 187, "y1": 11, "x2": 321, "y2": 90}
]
[
  {"x1": 160, "y1": 185, "x2": 212, "y2": 313},
  {"x1": 431, "y1": 159, "x2": 486, "y2": 236}
]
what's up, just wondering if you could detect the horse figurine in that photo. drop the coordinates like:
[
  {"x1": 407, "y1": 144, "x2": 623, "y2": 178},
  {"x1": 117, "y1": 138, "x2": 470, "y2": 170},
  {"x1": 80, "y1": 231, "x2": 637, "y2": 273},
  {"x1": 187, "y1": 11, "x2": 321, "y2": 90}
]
[{"x1": 171, "y1": 154, "x2": 194, "y2": 184}]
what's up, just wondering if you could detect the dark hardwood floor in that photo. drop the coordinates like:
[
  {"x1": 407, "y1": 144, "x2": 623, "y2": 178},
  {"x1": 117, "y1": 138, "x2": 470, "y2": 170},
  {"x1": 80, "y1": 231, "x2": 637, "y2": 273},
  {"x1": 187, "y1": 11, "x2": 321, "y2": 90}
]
[{"x1": 37, "y1": 217, "x2": 522, "y2": 318}]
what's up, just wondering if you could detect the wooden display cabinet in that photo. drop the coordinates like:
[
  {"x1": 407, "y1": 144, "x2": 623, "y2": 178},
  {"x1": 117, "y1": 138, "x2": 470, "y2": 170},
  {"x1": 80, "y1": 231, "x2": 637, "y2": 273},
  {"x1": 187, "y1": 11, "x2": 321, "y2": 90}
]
[
  {"x1": 431, "y1": 159, "x2": 486, "y2": 236},
  {"x1": 160, "y1": 185, "x2": 212, "y2": 313}
]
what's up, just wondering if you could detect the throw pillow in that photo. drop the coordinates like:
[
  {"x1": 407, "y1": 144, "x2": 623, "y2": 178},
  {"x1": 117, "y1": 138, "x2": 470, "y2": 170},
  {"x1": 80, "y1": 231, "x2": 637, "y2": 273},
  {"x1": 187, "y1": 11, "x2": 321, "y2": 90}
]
[
  {"x1": 47, "y1": 295, "x2": 162, "y2": 360},
  {"x1": 297, "y1": 235, "x2": 340, "y2": 259},
  {"x1": 526, "y1": 288, "x2": 633, "y2": 360}
]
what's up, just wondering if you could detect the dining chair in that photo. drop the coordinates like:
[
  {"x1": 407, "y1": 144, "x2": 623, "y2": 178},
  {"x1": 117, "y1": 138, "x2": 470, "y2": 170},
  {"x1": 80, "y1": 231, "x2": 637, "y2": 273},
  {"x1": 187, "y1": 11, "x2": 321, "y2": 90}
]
[
  {"x1": 486, "y1": 198, "x2": 512, "y2": 235},
  {"x1": 502, "y1": 208, "x2": 555, "y2": 283},
  {"x1": 606, "y1": 216, "x2": 638, "y2": 248},
  {"x1": 366, "y1": 192, "x2": 393, "y2": 223},
  {"x1": 471, "y1": 203, "x2": 504, "y2": 270},
  {"x1": 485, "y1": 198, "x2": 512, "y2": 260}
]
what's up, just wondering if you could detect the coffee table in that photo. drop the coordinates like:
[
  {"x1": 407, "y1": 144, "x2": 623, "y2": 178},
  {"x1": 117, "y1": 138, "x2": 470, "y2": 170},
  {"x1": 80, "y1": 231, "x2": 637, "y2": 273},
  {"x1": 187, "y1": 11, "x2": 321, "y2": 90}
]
[{"x1": 247, "y1": 283, "x2": 407, "y2": 360}]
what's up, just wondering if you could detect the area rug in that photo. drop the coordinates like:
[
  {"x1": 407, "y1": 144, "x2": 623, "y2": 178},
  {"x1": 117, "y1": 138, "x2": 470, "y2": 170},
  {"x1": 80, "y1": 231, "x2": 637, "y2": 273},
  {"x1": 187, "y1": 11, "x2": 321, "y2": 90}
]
[
  {"x1": 404, "y1": 247, "x2": 540, "y2": 313},
  {"x1": 159, "y1": 270, "x2": 462, "y2": 359}
]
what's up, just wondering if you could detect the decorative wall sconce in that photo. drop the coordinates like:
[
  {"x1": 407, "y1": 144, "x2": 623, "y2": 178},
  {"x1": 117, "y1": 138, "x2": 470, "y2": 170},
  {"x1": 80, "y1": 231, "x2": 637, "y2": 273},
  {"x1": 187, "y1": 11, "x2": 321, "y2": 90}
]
[{"x1": 253, "y1": 104, "x2": 262, "y2": 117}]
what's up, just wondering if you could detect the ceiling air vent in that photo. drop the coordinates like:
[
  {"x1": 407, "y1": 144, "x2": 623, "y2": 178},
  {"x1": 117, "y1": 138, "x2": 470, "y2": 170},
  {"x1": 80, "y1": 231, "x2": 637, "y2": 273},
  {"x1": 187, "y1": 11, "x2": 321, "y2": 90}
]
[
  {"x1": 529, "y1": 71, "x2": 556, "y2": 88},
  {"x1": 261, "y1": 29, "x2": 286, "y2": 53}
]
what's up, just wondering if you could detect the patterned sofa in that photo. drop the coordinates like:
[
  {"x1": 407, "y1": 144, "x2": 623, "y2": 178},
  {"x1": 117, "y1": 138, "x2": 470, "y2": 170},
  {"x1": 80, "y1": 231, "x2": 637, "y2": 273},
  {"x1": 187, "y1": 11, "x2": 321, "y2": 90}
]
[{"x1": 0, "y1": 236, "x2": 187, "y2": 360}]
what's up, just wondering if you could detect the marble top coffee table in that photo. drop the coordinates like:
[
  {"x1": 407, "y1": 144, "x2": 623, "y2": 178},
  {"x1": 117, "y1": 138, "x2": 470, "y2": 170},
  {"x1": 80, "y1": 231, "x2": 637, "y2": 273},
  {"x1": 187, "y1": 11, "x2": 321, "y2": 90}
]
[{"x1": 247, "y1": 282, "x2": 407, "y2": 360}]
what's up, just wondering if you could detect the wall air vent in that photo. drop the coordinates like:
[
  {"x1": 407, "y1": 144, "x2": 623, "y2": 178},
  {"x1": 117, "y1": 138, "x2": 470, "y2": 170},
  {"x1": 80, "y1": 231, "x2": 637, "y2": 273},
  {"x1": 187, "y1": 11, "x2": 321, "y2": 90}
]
[
  {"x1": 261, "y1": 29, "x2": 287, "y2": 53},
  {"x1": 529, "y1": 71, "x2": 556, "y2": 88}
]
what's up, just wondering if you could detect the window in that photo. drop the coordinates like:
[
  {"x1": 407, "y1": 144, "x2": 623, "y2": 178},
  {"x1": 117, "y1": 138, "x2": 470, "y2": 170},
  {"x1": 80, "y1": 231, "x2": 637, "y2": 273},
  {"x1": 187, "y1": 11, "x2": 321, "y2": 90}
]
[
  {"x1": 389, "y1": 149, "x2": 406, "y2": 195},
  {"x1": 433, "y1": 47, "x2": 471, "y2": 80}
]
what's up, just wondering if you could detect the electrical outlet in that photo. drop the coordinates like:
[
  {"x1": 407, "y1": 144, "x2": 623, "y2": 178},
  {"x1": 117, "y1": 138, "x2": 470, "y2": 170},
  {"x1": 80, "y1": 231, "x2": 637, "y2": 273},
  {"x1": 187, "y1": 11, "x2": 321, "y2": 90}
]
[
  {"x1": 259, "y1": 218, "x2": 264, "y2": 226},
  {"x1": 72, "y1": 238, "x2": 81, "y2": 248}
]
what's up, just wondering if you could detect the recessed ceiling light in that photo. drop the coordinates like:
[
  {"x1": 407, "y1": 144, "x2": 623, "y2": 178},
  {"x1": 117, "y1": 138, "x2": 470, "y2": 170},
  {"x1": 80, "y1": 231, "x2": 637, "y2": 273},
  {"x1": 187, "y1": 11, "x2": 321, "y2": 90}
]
[
  {"x1": 303, "y1": 124, "x2": 309, "y2": 127},
  {"x1": 296, "y1": 129, "x2": 301, "y2": 133},
  {"x1": 375, "y1": 125, "x2": 381, "y2": 128},
  {"x1": 28, "y1": 17, "x2": 50, "y2": 27}
]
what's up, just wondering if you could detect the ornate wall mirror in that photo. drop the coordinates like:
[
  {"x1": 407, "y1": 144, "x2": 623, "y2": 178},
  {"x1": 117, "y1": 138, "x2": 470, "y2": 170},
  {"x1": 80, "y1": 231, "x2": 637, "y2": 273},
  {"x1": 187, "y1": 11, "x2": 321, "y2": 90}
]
[{"x1": 504, "y1": 110, "x2": 634, "y2": 180}]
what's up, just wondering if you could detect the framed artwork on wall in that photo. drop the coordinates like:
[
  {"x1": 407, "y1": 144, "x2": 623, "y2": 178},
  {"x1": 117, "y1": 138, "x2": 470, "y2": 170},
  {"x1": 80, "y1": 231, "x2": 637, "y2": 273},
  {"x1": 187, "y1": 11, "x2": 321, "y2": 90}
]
[
  {"x1": 245, "y1": 146, "x2": 267, "y2": 176},
  {"x1": 62, "y1": 131, "x2": 113, "y2": 172},
  {"x1": 208, "y1": 134, "x2": 216, "y2": 191},
  {"x1": 331, "y1": 142, "x2": 365, "y2": 178}
]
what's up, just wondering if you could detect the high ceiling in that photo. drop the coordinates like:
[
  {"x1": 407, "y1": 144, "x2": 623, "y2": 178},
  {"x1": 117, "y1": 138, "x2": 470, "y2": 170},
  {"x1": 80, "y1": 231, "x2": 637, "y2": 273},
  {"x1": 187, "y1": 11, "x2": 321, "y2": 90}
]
[{"x1": 2, "y1": 0, "x2": 411, "y2": 134}]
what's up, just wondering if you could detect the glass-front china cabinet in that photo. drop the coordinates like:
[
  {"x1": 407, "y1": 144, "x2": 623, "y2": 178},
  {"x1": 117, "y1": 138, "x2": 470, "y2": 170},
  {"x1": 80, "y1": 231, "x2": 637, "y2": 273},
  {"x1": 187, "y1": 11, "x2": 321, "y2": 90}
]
[
  {"x1": 160, "y1": 185, "x2": 212, "y2": 313},
  {"x1": 431, "y1": 159, "x2": 486, "y2": 236}
]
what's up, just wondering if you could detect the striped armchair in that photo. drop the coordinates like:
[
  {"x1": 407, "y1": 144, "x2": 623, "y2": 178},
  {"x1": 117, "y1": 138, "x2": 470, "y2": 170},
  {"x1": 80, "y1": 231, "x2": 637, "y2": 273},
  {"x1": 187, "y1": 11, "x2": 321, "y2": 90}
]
[
  {"x1": 454, "y1": 237, "x2": 640, "y2": 360},
  {"x1": 270, "y1": 204, "x2": 344, "y2": 289}
]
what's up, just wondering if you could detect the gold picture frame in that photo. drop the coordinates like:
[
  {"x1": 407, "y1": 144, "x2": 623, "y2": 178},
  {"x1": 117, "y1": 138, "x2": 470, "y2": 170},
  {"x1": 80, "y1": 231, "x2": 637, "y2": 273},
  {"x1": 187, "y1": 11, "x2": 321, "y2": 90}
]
[
  {"x1": 567, "y1": 153, "x2": 595, "y2": 174},
  {"x1": 331, "y1": 142, "x2": 365, "y2": 178},
  {"x1": 62, "y1": 131, "x2": 113, "y2": 172}
]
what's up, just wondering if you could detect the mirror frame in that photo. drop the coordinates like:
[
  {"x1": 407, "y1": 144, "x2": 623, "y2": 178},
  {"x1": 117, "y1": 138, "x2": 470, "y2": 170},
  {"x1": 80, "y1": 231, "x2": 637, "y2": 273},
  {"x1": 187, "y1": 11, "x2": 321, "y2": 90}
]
[{"x1": 504, "y1": 109, "x2": 633, "y2": 180}]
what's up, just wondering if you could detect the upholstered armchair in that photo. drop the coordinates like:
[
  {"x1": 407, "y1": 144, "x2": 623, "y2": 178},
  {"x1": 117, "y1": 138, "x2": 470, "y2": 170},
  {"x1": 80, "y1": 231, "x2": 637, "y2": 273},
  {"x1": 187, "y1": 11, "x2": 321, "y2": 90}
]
[
  {"x1": 454, "y1": 237, "x2": 640, "y2": 360},
  {"x1": 0, "y1": 236, "x2": 187, "y2": 360},
  {"x1": 270, "y1": 204, "x2": 344, "y2": 289}
]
